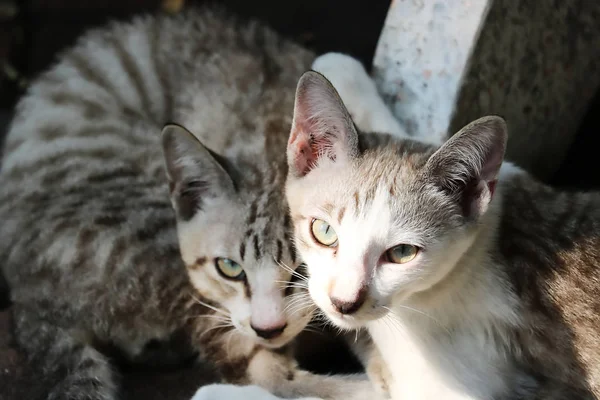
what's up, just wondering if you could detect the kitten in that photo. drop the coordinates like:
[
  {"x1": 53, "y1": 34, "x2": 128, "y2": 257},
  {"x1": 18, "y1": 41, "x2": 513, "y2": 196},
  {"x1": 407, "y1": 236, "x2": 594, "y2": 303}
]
[
  {"x1": 0, "y1": 9, "x2": 383, "y2": 400},
  {"x1": 284, "y1": 71, "x2": 600, "y2": 399}
]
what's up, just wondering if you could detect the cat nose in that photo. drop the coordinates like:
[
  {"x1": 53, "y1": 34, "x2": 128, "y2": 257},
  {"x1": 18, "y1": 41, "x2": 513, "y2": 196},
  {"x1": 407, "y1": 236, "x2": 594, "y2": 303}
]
[
  {"x1": 251, "y1": 323, "x2": 287, "y2": 340},
  {"x1": 330, "y1": 288, "x2": 367, "y2": 315}
]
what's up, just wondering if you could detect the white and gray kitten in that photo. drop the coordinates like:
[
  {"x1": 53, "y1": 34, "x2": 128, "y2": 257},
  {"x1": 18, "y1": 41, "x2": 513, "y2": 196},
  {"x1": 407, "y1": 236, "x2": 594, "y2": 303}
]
[
  {"x1": 283, "y1": 71, "x2": 600, "y2": 399},
  {"x1": 0, "y1": 8, "x2": 390, "y2": 400}
]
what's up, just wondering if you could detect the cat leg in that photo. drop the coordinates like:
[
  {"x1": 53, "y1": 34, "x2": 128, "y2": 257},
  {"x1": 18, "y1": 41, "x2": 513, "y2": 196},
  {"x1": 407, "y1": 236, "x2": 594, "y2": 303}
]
[
  {"x1": 342, "y1": 330, "x2": 392, "y2": 399},
  {"x1": 190, "y1": 384, "x2": 321, "y2": 400},
  {"x1": 191, "y1": 344, "x2": 381, "y2": 400},
  {"x1": 311, "y1": 53, "x2": 407, "y2": 138},
  {"x1": 244, "y1": 347, "x2": 384, "y2": 400},
  {"x1": 12, "y1": 304, "x2": 117, "y2": 400}
]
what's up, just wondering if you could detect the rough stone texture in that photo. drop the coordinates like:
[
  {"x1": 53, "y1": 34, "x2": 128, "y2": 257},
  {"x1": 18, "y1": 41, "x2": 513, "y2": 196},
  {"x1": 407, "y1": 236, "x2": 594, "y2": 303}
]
[
  {"x1": 373, "y1": 0, "x2": 489, "y2": 143},
  {"x1": 373, "y1": 0, "x2": 600, "y2": 180}
]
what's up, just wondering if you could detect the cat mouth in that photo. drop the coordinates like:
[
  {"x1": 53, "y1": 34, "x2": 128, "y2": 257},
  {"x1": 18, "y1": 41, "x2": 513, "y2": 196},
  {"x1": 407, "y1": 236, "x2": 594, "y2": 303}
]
[
  {"x1": 257, "y1": 335, "x2": 292, "y2": 349},
  {"x1": 322, "y1": 310, "x2": 365, "y2": 330}
]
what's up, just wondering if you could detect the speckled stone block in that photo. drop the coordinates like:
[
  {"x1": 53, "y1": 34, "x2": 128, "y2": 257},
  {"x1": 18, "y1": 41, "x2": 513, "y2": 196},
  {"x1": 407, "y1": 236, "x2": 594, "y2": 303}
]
[{"x1": 373, "y1": 0, "x2": 600, "y2": 179}]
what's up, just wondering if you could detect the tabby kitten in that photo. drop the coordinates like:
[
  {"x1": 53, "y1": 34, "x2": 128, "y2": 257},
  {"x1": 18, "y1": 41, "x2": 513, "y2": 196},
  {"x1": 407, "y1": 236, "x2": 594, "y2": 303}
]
[
  {"x1": 0, "y1": 9, "x2": 382, "y2": 400},
  {"x1": 284, "y1": 71, "x2": 600, "y2": 399}
]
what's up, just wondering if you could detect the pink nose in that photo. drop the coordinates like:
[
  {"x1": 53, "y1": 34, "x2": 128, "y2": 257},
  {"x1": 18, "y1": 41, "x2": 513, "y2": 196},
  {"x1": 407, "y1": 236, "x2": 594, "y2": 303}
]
[
  {"x1": 330, "y1": 287, "x2": 367, "y2": 315},
  {"x1": 251, "y1": 323, "x2": 287, "y2": 339}
]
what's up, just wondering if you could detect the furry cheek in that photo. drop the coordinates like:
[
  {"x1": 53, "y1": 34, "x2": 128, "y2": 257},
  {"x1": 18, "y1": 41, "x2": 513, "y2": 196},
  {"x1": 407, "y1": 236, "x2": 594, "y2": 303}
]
[
  {"x1": 225, "y1": 298, "x2": 252, "y2": 330},
  {"x1": 304, "y1": 255, "x2": 337, "y2": 311}
]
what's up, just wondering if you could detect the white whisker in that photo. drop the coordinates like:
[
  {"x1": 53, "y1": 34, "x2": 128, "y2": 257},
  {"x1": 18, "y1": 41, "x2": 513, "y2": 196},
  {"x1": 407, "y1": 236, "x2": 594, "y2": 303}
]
[
  {"x1": 192, "y1": 296, "x2": 230, "y2": 317},
  {"x1": 199, "y1": 323, "x2": 233, "y2": 339}
]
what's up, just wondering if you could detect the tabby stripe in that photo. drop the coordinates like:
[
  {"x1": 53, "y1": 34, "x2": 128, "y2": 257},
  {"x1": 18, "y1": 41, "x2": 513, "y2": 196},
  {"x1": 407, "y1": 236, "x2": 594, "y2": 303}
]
[
  {"x1": 67, "y1": 51, "x2": 126, "y2": 111},
  {"x1": 239, "y1": 241, "x2": 246, "y2": 261},
  {"x1": 72, "y1": 228, "x2": 99, "y2": 271},
  {"x1": 6, "y1": 148, "x2": 122, "y2": 180},
  {"x1": 47, "y1": 91, "x2": 108, "y2": 120},
  {"x1": 110, "y1": 35, "x2": 156, "y2": 124},
  {"x1": 253, "y1": 234, "x2": 261, "y2": 259},
  {"x1": 39, "y1": 125, "x2": 68, "y2": 141},
  {"x1": 246, "y1": 201, "x2": 258, "y2": 225},
  {"x1": 149, "y1": 18, "x2": 174, "y2": 121},
  {"x1": 104, "y1": 236, "x2": 128, "y2": 277},
  {"x1": 76, "y1": 125, "x2": 146, "y2": 144},
  {"x1": 276, "y1": 239, "x2": 283, "y2": 263}
]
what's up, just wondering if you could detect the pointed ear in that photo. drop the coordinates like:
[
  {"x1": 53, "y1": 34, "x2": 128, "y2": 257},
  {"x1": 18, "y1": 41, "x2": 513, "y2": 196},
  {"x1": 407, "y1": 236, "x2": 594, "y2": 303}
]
[
  {"x1": 424, "y1": 116, "x2": 507, "y2": 219},
  {"x1": 161, "y1": 123, "x2": 236, "y2": 221},
  {"x1": 287, "y1": 71, "x2": 359, "y2": 178}
]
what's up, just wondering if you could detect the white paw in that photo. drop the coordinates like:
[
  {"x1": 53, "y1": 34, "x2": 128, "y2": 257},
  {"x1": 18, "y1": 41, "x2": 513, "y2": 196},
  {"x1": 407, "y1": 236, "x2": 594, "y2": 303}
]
[
  {"x1": 190, "y1": 384, "x2": 323, "y2": 400},
  {"x1": 191, "y1": 384, "x2": 280, "y2": 400},
  {"x1": 311, "y1": 53, "x2": 407, "y2": 138}
]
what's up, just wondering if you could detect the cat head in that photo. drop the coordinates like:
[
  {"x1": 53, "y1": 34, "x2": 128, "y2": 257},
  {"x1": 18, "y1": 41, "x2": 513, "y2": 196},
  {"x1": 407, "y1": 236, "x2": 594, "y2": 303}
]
[
  {"x1": 285, "y1": 71, "x2": 507, "y2": 330},
  {"x1": 162, "y1": 124, "x2": 312, "y2": 348}
]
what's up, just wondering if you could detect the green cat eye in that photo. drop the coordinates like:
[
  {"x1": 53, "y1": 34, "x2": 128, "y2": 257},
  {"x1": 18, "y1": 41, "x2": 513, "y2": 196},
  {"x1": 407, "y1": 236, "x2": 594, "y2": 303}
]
[
  {"x1": 215, "y1": 258, "x2": 245, "y2": 280},
  {"x1": 311, "y1": 219, "x2": 338, "y2": 247},
  {"x1": 386, "y1": 244, "x2": 419, "y2": 264}
]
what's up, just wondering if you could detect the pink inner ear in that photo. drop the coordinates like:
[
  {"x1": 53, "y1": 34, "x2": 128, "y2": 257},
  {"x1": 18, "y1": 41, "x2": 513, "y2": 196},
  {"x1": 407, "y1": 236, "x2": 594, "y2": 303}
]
[
  {"x1": 488, "y1": 179, "x2": 497, "y2": 199},
  {"x1": 289, "y1": 125, "x2": 318, "y2": 176}
]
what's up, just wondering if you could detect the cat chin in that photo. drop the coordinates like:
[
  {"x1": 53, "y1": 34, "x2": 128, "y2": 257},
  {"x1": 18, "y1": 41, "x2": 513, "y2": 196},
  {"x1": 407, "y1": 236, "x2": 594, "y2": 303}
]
[
  {"x1": 320, "y1": 311, "x2": 370, "y2": 331},
  {"x1": 253, "y1": 315, "x2": 313, "y2": 349}
]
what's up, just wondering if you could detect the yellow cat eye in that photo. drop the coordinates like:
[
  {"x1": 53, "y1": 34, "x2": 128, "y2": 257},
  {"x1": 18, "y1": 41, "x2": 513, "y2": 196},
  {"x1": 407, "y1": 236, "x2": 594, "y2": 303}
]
[
  {"x1": 386, "y1": 244, "x2": 419, "y2": 264},
  {"x1": 215, "y1": 258, "x2": 246, "y2": 280},
  {"x1": 311, "y1": 219, "x2": 338, "y2": 247}
]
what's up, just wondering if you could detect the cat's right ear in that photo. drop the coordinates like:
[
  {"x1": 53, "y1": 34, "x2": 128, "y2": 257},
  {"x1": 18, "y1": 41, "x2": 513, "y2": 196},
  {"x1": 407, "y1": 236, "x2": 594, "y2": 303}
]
[
  {"x1": 424, "y1": 116, "x2": 507, "y2": 220},
  {"x1": 162, "y1": 124, "x2": 236, "y2": 221},
  {"x1": 287, "y1": 71, "x2": 359, "y2": 178}
]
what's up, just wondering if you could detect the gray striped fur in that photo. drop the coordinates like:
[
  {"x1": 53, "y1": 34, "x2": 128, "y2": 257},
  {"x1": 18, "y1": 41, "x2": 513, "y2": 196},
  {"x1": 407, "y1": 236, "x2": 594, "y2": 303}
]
[{"x1": 0, "y1": 8, "x2": 380, "y2": 400}]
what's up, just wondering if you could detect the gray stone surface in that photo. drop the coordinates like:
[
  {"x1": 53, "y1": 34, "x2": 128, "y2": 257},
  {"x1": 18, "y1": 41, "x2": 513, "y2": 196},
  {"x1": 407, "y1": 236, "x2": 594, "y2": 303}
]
[{"x1": 373, "y1": 0, "x2": 600, "y2": 180}]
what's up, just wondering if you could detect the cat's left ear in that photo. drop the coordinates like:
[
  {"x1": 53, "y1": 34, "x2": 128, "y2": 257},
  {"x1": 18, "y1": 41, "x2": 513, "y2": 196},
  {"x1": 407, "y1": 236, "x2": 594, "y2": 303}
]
[
  {"x1": 424, "y1": 116, "x2": 507, "y2": 219},
  {"x1": 287, "y1": 71, "x2": 359, "y2": 178}
]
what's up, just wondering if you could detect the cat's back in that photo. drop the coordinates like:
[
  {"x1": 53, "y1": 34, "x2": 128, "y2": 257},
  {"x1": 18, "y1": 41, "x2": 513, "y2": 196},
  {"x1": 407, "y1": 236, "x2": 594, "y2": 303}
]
[
  {"x1": 0, "y1": 6, "x2": 312, "y2": 305},
  {"x1": 497, "y1": 174, "x2": 600, "y2": 392},
  {"x1": 498, "y1": 173, "x2": 600, "y2": 282}
]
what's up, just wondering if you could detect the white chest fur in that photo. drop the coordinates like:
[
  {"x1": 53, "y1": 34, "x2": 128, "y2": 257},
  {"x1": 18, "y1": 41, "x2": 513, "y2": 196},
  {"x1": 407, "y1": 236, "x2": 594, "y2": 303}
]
[{"x1": 368, "y1": 311, "x2": 510, "y2": 400}]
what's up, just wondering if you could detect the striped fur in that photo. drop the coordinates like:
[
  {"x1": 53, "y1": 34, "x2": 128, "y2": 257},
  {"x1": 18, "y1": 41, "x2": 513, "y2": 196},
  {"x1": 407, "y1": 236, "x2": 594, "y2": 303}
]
[{"x1": 0, "y1": 9, "x2": 381, "y2": 400}]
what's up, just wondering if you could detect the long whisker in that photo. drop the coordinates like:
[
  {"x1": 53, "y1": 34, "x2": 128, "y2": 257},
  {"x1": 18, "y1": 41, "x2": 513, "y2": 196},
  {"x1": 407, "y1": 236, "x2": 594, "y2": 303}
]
[
  {"x1": 285, "y1": 292, "x2": 312, "y2": 311},
  {"x1": 276, "y1": 259, "x2": 308, "y2": 282},
  {"x1": 275, "y1": 280, "x2": 308, "y2": 287},
  {"x1": 287, "y1": 297, "x2": 315, "y2": 318},
  {"x1": 184, "y1": 313, "x2": 231, "y2": 323},
  {"x1": 277, "y1": 282, "x2": 309, "y2": 291},
  {"x1": 382, "y1": 305, "x2": 451, "y2": 335},
  {"x1": 286, "y1": 297, "x2": 312, "y2": 316},
  {"x1": 199, "y1": 323, "x2": 233, "y2": 339},
  {"x1": 289, "y1": 300, "x2": 318, "y2": 317},
  {"x1": 192, "y1": 296, "x2": 230, "y2": 317},
  {"x1": 225, "y1": 329, "x2": 241, "y2": 359}
]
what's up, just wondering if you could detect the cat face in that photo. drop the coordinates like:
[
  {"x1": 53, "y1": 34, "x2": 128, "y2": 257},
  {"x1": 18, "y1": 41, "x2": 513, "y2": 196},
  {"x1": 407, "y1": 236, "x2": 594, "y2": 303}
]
[
  {"x1": 284, "y1": 72, "x2": 506, "y2": 330},
  {"x1": 162, "y1": 124, "x2": 312, "y2": 348}
]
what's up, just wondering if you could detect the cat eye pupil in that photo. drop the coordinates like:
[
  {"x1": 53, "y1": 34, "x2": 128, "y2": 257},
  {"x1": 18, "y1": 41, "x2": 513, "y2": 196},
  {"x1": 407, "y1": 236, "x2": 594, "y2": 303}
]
[
  {"x1": 215, "y1": 257, "x2": 245, "y2": 281},
  {"x1": 310, "y1": 219, "x2": 338, "y2": 247},
  {"x1": 386, "y1": 244, "x2": 419, "y2": 264}
]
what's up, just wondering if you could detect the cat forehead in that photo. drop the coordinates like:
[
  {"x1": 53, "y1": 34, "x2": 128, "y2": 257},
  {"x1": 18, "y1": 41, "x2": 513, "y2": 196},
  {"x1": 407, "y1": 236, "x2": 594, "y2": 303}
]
[
  {"x1": 329, "y1": 145, "x2": 435, "y2": 204},
  {"x1": 234, "y1": 187, "x2": 295, "y2": 262},
  {"x1": 290, "y1": 144, "x2": 459, "y2": 237}
]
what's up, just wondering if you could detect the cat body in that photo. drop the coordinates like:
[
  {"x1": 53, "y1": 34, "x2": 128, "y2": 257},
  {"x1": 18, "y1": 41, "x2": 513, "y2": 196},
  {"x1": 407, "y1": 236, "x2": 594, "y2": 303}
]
[
  {"x1": 284, "y1": 71, "x2": 600, "y2": 399},
  {"x1": 0, "y1": 9, "x2": 384, "y2": 400}
]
